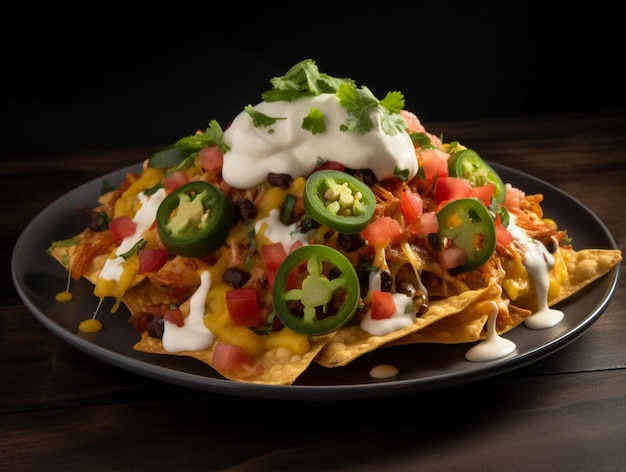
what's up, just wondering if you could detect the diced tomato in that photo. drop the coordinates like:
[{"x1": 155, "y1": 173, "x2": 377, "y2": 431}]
[
  {"x1": 420, "y1": 149, "x2": 449, "y2": 181},
  {"x1": 362, "y1": 217, "x2": 403, "y2": 246},
  {"x1": 225, "y1": 287, "x2": 260, "y2": 327},
  {"x1": 109, "y1": 215, "x2": 136, "y2": 244},
  {"x1": 315, "y1": 160, "x2": 345, "y2": 172},
  {"x1": 495, "y1": 214, "x2": 515, "y2": 247},
  {"x1": 163, "y1": 169, "x2": 189, "y2": 193},
  {"x1": 406, "y1": 211, "x2": 439, "y2": 236},
  {"x1": 473, "y1": 183, "x2": 496, "y2": 207},
  {"x1": 199, "y1": 145, "x2": 224, "y2": 171},
  {"x1": 434, "y1": 177, "x2": 474, "y2": 205},
  {"x1": 399, "y1": 190, "x2": 423, "y2": 224},
  {"x1": 503, "y1": 185, "x2": 524, "y2": 211},
  {"x1": 289, "y1": 240, "x2": 303, "y2": 253},
  {"x1": 370, "y1": 291, "x2": 397, "y2": 320},
  {"x1": 211, "y1": 342, "x2": 252, "y2": 370},
  {"x1": 137, "y1": 247, "x2": 169, "y2": 274},
  {"x1": 162, "y1": 307, "x2": 184, "y2": 327},
  {"x1": 400, "y1": 110, "x2": 426, "y2": 133},
  {"x1": 438, "y1": 247, "x2": 467, "y2": 270},
  {"x1": 261, "y1": 243, "x2": 288, "y2": 291}
]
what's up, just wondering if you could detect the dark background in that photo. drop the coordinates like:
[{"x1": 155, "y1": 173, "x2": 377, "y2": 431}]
[{"x1": 3, "y1": 1, "x2": 624, "y2": 154}]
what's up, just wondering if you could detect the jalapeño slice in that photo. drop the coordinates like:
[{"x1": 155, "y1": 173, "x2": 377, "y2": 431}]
[
  {"x1": 448, "y1": 149, "x2": 506, "y2": 204},
  {"x1": 303, "y1": 170, "x2": 376, "y2": 234},
  {"x1": 272, "y1": 245, "x2": 360, "y2": 335},
  {"x1": 156, "y1": 181, "x2": 233, "y2": 257},
  {"x1": 436, "y1": 198, "x2": 496, "y2": 272}
]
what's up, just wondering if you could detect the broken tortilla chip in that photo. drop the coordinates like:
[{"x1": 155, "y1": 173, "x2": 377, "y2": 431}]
[{"x1": 315, "y1": 283, "x2": 501, "y2": 367}]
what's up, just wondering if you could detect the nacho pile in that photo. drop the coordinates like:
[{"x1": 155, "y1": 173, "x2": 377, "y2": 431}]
[{"x1": 48, "y1": 59, "x2": 622, "y2": 385}]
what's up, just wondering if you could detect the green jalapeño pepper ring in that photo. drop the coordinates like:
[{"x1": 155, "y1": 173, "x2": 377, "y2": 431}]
[
  {"x1": 303, "y1": 169, "x2": 376, "y2": 234},
  {"x1": 272, "y1": 245, "x2": 361, "y2": 336},
  {"x1": 156, "y1": 180, "x2": 234, "y2": 257},
  {"x1": 436, "y1": 197, "x2": 496, "y2": 272},
  {"x1": 448, "y1": 149, "x2": 506, "y2": 204}
]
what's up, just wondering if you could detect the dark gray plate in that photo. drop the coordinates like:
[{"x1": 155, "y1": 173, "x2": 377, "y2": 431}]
[{"x1": 11, "y1": 163, "x2": 620, "y2": 401}]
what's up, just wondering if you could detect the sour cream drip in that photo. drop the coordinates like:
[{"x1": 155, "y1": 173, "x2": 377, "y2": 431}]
[
  {"x1": 99, "y1": 188, "x2": 167, "y2": 281},
  {"x1": 465, "y1": 301, "x2": 517, "y2": 362},
  {"x1": 222, "y1": 94, "x2": 418, "y2": 189},
  {"x1": 162, "y1": 270, "x2": 215, "y2": 352},
  {"x1": 507, "y1": 214, "x2": 564, "y2": 329}
]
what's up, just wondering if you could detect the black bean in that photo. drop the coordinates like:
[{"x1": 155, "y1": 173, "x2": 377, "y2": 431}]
[
  {"x1": 337, "y1": 232, "x2": 366, "y2": 252},
  {"x1": 350, "y1": 168, "x2": 378, "y2": 187},
  {"x1": 234, "y1": 198, "x2": 257, "y2": 222},
  {"x1": 147, "y1": 316, "x2": 164, "y2": 339},
  {"x1": 395, "y1": 280, "x2": 416, "y2": 297},
  {"x1": 223, "y1": 267, "x2": 251, "y2": 288},
  {"x1": 380, "y1": 270, "x2": 392, "y2": 292},
  {"x1": 267, "y1": 173, "x2": 293, "y2": 189}
]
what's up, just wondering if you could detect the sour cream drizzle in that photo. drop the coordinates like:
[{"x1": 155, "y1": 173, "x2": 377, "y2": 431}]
[
  {"x1": 98, "y1": 189, "x2": 167, "y2": 282},
  {"x1": 465, "y1": 301, "x2": 517, "y2": 362},
  {"x1": 221, "y1": 94, "x2": 417, "y2": 189},
  {"x1": 255, "y1": 208, "x2": 309, "y2": 253},
  {"x1": 162, "y1": 270, "x2": 215, "y2": 352},
  {"x1": 507, "y1": 215, "x2": 565, "y2": 329}
]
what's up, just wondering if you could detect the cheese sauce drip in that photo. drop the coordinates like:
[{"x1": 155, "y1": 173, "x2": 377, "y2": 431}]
[
  {"x1": 507, "y1": 214, "x2": 565, "y2": 329},
  {"x1": 222, "y1": 94, "x2": 417, "y2": 189},
  {"x1": 162, "y1": 270, "x2": 215, "y2": 352}
]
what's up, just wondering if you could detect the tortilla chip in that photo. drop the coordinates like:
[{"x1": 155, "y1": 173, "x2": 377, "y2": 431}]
[
  {"x1": 551, "y1": 248, "x2": 622, "y2": 305},
  {"x1": 388, "y1": 298, "x2": 531, "y2": 346},
  {"x1": 134, "y1": 331, "x2": 334, "y2": 385},
  {"x1": 315, "y1": 283, "x2": 501, "y2": 367}
]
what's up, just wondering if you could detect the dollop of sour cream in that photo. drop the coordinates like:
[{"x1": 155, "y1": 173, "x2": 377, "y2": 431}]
[{"x1": 221, "y1": 94, "x2": 417, "y2": 189}]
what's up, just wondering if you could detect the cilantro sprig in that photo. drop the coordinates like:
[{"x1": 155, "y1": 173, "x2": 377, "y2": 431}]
[
  {"x1": 174, "y1": 120, "x2": 229, "y2": 154},
  {"x1": 336, "y1": 84, "x2": 407, "y2": 136},
  {"x1": 260, "y1": 58, "x2": 408, "y2": 136}
]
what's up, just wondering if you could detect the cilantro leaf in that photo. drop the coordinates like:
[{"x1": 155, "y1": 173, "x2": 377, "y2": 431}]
[
  {"x1": 337, "y1": 84, "x2": 379, "y2": 134},
  {"x1": 174, "y1": 119, "x2": 229, "y2": 154},
  {"x1": 262, "y1": 59, "x2": 354, "y2": 102},
  {"x1": 301, "y1": 107, "x2": 326, "y2": 135},
  {"x1": 336, "y1": 84, "x2": 407, "y2": 136},
  {"x1": 410, "y1": 131, "x2": 435, "y2": 149},
  {"x1": 244, "y1": 105, "x2": 286, "y2": 132}
]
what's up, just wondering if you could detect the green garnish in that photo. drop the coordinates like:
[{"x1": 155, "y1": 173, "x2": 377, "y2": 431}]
[
  {"x1": 260, "y1": 58, "x2": 408, "y2": 137},
  {"x1": 393, "y1": 166, "x2": 410, "y2": 182},
  {"x1": 410, "y1": 131, "x2": 435, "y2": 149},
  {"x1": 175, "y1": 119, "x2": 229, "y2": 154},
  {"x1": 261, "y1": 59, "x2": 354, "y2": 102},
  {"x1": 47, "y1": 237, "x2": 80, "y2": 256},
  {"x1": 301, "y1": 107, "x2": 326, "y2": 135},
  {"x1": 244, "y1": 105, "x2": 285, "y2": 132},
  {"x1": 120, "y1": 239, "x2": 146, "y2": 260}
]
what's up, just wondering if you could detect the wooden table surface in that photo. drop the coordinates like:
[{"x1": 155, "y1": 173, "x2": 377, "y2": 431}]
[{"x1": 3, "y1": 111, "x2": 625, "y2": 471}]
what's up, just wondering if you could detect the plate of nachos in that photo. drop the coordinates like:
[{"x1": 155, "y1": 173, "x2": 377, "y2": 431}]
[{"x1": 12, "y1": 59, "x2": 621, "y2": 400}]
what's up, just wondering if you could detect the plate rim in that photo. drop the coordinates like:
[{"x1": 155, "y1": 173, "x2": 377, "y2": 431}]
[{"x1": 11, "y1": 162, "x2": 621, "y2": 401}]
